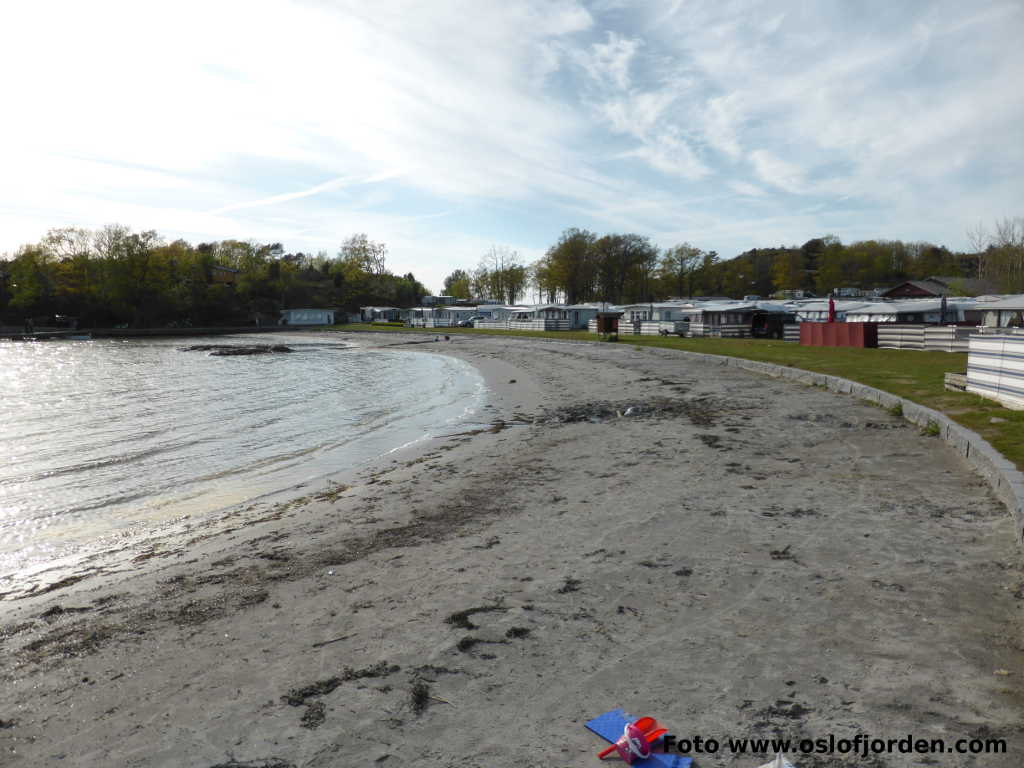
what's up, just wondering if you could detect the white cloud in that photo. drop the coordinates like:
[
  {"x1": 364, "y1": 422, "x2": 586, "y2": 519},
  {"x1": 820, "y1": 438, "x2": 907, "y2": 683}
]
[
  {"x1": 749, "y1": 150, "x2": 805, "y2": 194},
  {"x1": 579, "y1": 32, "x2": 642, "y2": 90},
  {"x1": 624, "y1": 134, "x2": 710, "y2": 181},
  {"x1": 729, "y1": 181, "x2": 765, "y2": 197},
  {"x1": 1, "y1": 0, "x2": 1022, "y2": 284},
  {"x1": 210, "y1": 172, "x2": 404, "y2": 215},
  {"x1": 701, "y1": 93, "x2": 745, "y2": 160}
]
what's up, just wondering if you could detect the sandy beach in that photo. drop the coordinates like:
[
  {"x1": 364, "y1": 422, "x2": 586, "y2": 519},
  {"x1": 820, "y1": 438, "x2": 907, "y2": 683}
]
[{"x1": 1, "y1": 334, "x2": 1022, "y2": 768}]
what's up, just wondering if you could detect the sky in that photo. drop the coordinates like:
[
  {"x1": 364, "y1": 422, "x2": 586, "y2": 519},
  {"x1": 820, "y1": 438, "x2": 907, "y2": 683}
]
[{"x1": 2, "y1": 0, "x2": 1022, "y2": 293}]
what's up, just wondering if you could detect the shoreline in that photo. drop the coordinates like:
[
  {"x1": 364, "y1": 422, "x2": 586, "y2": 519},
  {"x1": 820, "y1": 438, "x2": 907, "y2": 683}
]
[
  {"x1": 0, "y1": 333, "x2": 489, "y2": 594},
  {"x1": 2, "y1": 335, "x2": 1022, "y2": 767}
]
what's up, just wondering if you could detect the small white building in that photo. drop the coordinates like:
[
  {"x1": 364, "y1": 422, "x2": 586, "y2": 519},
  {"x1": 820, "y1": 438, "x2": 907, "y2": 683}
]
[
  {"x1": 791, "y1": 300, "x2": 870, "y2": 323},
  {"x1": 421, "y1": 295, "x2": 457, "y2": 306},
  {"x1": 692, "y1": 301, "x2": 792, "y2": 337},
  {"x1": 611, "y1": 303, "x2": 700, "y2": 335},
  {"x1": 470, "y1": 303, "x2": 605, "y2": 331},
  {"x1": 842, "y1": 299, "x2": 973, "y2": 324},
  {"x1": 616, "y1": 302, "x2": 696, "y2": 322},
  {"x1": 279, "y1": 308, "x2": 336, "y2": 326},
  {"x1": 979, "y1": 295, "x2": 1024, "y2": 328},
  {"x1": 406, "y1": 306, "x2": 480, "y2": 327},
  {"x1": 360, "y1": 306, "x2": 401, "y2": 322}
]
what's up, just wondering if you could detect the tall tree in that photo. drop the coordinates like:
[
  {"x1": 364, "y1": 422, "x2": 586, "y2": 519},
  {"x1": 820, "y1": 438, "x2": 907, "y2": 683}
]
[
  {"x1": 543, "y1": 228, "x2": 597, "y2": 304},
  {"x1": 690, "y1": 250, "x2": 721, "y2": 296},
  {"x1": 442, "y1": 268, "x2": 472, "y2": 299},
  {"x1": 339, "y1": 234, "x2": 388, "y2": 275},
  {"x1": 971, "y1": 217, "x2": 1024, "y2": 291},
  {"x1": 658, "y1": 243, "x2": 703, "y2": 298},
  {"x1": 476, "y1": 245, "x2": 526, "y2": 303}
]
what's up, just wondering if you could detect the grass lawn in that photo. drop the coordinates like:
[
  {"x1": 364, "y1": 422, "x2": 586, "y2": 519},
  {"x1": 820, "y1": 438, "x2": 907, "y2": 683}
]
[{"x1": 334, "y1": 323, "x2": 1024, "y2": 471}]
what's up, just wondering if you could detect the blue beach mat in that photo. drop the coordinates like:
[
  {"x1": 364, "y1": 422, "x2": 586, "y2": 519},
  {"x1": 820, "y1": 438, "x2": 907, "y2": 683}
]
[{"x1": 585, "y1": 709, "x2": 692, "y2": 768}]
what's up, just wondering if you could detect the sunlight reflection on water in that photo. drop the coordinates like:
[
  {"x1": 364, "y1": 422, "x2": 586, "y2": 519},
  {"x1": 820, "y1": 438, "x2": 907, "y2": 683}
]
[{"x1": 0, "y1": 334, "x2": 484, "y2": 575}]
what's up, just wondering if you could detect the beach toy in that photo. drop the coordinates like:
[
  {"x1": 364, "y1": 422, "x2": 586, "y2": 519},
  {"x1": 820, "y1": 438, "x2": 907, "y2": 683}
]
[
  {"x1": 585, "y1": 709, "x2": 691, "y2": 767},
  {"x1": 597, "y1": 716, "x2": 667, "y2": 762}
]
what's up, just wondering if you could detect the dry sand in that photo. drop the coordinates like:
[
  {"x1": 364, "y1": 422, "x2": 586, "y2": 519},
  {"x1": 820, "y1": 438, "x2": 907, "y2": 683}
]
[{"x1": 1, "y1": 334, "x2": 1022, "y2": 768}]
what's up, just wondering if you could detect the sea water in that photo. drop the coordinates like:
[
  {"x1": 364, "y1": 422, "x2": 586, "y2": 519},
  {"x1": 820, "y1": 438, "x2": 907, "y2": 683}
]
[{"x1": 0, "y1": 333, "x2": 484, "y2": 578}]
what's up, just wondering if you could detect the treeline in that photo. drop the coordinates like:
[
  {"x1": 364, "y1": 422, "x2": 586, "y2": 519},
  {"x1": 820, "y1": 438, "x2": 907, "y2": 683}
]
[
  {"x1": 442, "y1": 218, "x2": 1024, "y2": 305},
  {"x1": 0, "y1": 226, "x2": 427, "y2": 326},
  {"x1": 4, "y1": 217, "x2": 1021, "y2": 325},
  {"x1": 969, "y1": 217, "x2": 1024, "y2": 292},
  {"x1": 443, "y1": 246, "x2": 529, "y2": 305}
]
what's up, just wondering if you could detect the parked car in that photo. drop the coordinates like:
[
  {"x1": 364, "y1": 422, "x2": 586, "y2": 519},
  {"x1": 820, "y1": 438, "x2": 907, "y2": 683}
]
[{"x1": 457, "y1": 316, "x2": 484, "y2": 327}]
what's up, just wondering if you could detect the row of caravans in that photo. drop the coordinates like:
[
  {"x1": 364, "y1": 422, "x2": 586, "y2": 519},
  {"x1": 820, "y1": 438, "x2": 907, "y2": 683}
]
[
  {"x1": 610, "y1": 296, "x2": 1020, "y2": 336},
  {"x1": 292, "y1": 295, "x2": 1024, "y2": 333},
  {"x1": 405, "y1": 304, "x2": 605, "y2": 330}
]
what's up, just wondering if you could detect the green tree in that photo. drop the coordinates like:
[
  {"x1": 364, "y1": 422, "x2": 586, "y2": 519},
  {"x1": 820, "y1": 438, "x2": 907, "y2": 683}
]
[
  {"x1": 8, "y1": 245, "x2": 55, "y2": 316},
  {"x1": 657, "y1": 243, "x2": 703, "y2": 298},
  {"x1": 339, "y1": 234, "x2": 388, "y2": 275},
  {"x1": 543, "y1": 228, "x2": 598, "y2": 304},
  {"x1": 442, "y1": 268, "x2": 472, "y2": 299},
  {"x1": 529, "y1": 258, "x2": 559, "y2": 303},
  {"x1": 476, "y1": 246, "x2": 526, "y2": 304},
  {"x1": 771, "y1": 248, "x2": 803, "y2": 292},
  {"x1": 690, "y1": 250, "x2": 721, "y2": 296}
]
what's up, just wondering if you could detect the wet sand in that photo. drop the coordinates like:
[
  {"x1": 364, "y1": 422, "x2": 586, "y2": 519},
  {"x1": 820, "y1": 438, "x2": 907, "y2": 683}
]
[{"x1": 1, "y1": 334, "x2": 1022, "y2": 767}]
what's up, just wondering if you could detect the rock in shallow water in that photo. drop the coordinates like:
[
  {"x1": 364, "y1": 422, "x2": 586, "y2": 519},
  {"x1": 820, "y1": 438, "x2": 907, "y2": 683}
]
[{"x1": 179, "y1": 344, "x2": 294, "y2": 355}]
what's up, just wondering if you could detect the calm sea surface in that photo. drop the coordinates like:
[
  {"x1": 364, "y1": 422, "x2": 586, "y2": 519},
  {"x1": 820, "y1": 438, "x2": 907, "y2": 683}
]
[{"x1": 0, "y1": 334, "x2": 484, "y2": 577}]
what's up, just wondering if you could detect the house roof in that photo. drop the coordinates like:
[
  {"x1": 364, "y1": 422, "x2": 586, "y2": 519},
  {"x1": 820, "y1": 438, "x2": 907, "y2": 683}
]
[
  {"x1": 881, "y1": 279, "x2": 954, "y2": 297},
  {"x1": 699, "y1": 301, "x2": 792, "y2": 313},
  {"x1": 617, "y1": 302, "x2": 696, "y2": 310},
  {"x1": 792, "y1": 300, "x2": 871, "y2": 313},
  {"x1": 881, "y1": 277, "x2": 997, "y2": 297},
  {"x1": 845, "y1": 299, "x2": 966, "y2": 314},
  {"x1": 927, "y1": 276, "x2": 998, "y2": 295}
]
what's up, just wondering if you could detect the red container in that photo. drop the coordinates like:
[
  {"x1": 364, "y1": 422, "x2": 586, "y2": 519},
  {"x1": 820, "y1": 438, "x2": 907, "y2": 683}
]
[{"x1": 800, "y1": 322, "x2": 877, "y2": 348}]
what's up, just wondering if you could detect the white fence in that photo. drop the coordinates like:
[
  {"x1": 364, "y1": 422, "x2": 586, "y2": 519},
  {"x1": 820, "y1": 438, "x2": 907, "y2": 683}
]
[
  {"x1": 877, "y1": 324, "x2": 926, "y2": 349},
  {"x1": 923, "y1": 326, "x2": 973, "y2": 353},
  {"x1": 967, "y1": 329, "x2": 1024, "y2": 409},
  {"x1": 676, "y1": 322, "x2": 749, "y2": 338},
  {"x1": 614, "y1": 320, "x2": 687, "y2": 336},
  {"x1": 783, "y1": 324, "x2": 800, "y2": 343},
  {"x1": 878, "y1": 324, "x2": 974, "y2": 352},
  {"x1": 703, "y1": 323, "x2": 750, "y2": 338},
  {"x1": 474, "y1": 319, "x2": 570, "y2": 331}
]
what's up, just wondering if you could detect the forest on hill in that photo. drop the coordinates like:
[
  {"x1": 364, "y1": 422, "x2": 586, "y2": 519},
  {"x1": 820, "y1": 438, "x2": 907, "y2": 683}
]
[
  {"x1": 446, "y1": 219, "x2": 1023, "y2": 306},
  {"x1": 0, "y1": 227, "x2": 426, "y2": 327}
]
